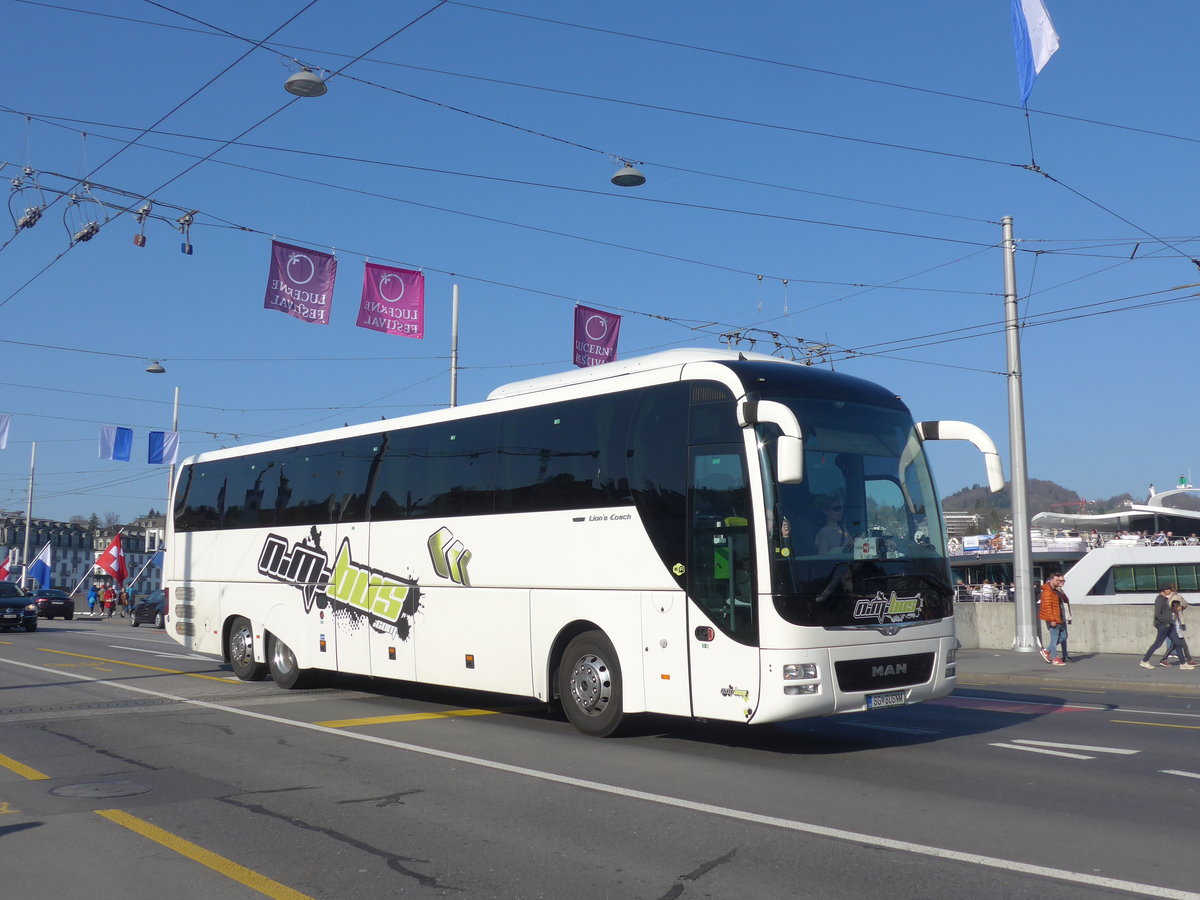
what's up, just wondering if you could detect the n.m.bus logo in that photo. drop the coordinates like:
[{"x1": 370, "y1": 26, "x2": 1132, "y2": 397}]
[
  {"x1": 257, "y1": 528, "x2": 420, "y2": 639},
  {"x1": 852, "y1": 591, "x2": 925, "y2": 625}
]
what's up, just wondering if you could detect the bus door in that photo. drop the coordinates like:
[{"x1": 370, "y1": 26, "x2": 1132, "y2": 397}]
[{"x1": 686, "y1": 446, "x2": 762, "y2": 722}]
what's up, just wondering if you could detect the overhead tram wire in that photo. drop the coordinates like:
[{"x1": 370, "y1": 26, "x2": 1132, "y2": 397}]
[
  {"x1": 0, "y1": 0, "x2": 323, "y2": 258},
  {"x1": 0, "y1": 118, "x2": 1004, "y2": 305},
  {"x1": 16, "y1": 0, "x2": 1200, "y2": 152},
  {"x1": 0, "y1": 1, "x2": 452, "y2": 311},
  {"x1": 444, "y1": 1, "x2": 1200, "y2": 151},
  {"x1": 1, "y1": 107, "x2": 1000, "y2": 244}
]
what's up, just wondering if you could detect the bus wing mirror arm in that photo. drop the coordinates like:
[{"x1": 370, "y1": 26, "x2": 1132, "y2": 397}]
[
  {"x1": 916, "y1": 420, "x2": 1005, "y2": 493},
  {"x1": 739, "y1": 399, "x2": 803, "y2": 484}
]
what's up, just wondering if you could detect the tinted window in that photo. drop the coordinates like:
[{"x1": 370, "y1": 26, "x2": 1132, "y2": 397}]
[{"x1": 497, "y1": 393, "x2": 635, "y2": 512}]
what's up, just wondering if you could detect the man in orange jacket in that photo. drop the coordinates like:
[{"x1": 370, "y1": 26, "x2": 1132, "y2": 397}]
[{"x1": 1038, "y1": 571, "x2": 1070, "y2": 665}]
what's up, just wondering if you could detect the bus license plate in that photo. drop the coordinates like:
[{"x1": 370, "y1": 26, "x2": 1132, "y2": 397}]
[{"x1": 867, "y1": 690, "x2": 906, "y2": 709}]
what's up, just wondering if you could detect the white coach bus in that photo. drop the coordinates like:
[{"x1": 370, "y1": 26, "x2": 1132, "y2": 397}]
[{"x1": 164, "y1": 349, "x2": 1002, "y2": 735}]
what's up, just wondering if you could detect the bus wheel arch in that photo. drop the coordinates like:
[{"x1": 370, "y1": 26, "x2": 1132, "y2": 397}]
[
  {"x1": 225, "y1": 616, "x2": 268, "y2": 681},
  {"x1": 555, "y1": 627, "x2": 626, "y2": 737},
  {"x1": 266, "y1": 631, "x2": 313, "y2": 690}
]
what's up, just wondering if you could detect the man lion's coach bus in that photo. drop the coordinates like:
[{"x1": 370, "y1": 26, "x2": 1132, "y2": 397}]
[{"x1": 163, "y1": 349, "x2": 1002, "y2": 736}]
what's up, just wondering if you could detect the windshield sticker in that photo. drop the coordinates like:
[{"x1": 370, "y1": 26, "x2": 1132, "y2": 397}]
[
  {"x1": 258, "y1": 527, "x2": 421, "y2": 639},
  {"x1": 852, "y1": 591, "x2": 925, "y2": 625}
]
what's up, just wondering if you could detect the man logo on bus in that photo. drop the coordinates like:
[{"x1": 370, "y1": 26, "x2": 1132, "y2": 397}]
[
  {"x1": 852, "y1": 591, "x2": 924, "y2": 625},
  {"x1": 258, "y1": 528, "x2": 421, "y2": 639}
]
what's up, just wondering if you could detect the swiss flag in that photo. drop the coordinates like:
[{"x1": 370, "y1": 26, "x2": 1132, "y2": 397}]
[
  {"x1": 96, "y1": 534, "x2": 129, "y2": 587},
  {"x1": 0, "y1": 553, "x2": 8, "y2": 581}
]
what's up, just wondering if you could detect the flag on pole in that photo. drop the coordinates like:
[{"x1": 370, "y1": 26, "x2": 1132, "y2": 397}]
[
  {"x1": 28, "y1": 542, "x2": 52, "y2": 590},
  {"x1": 99, "y1": 425, "x2": 134, "y2": 461},
  {"x1": 148, "y1": 431, "x2": 180, "y2": 465},
  {"x1": 0, "y1": 413, "x2": 10, "y2": 449},
  {"x1": 96, "y1": 533, "x2": 129, "y2": 588},
  {"x1": 263, "y1": 239, "x2": 337, "y2": 325},
  {"x1": 356, "y1": 263, "x2": 425, "y2": 338},
  {"x1": 0, "y1": 553, "x2": 9, "y2": 580},
  {"x1": 573, "y1": 305, "x2": 621, "y2": 368},
  {"x1": 1012, "y1": 0, "x2": 1060, "y2": 105}
]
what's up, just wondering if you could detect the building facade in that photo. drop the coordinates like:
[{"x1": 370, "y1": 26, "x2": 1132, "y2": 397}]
[{"x1": 0, "y1": 513, "x2": 165, "y2": 598}]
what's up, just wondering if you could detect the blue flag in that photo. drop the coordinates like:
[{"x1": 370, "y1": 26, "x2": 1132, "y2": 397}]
[
  {"x1": 1011, "y1": 0, "x2": 1060, "y2": 105},
  {"x1": 28, "y1": 541, "x2": 52, "y2": 590},
  {"x1": 148, "y1": 431, "x2": 179, "y2": 465},
  {"x1": 99, "y1": 425, "x2": 134, "y2": 461}
]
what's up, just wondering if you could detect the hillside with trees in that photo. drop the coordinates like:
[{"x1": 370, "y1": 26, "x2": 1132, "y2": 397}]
[{"x1": 942, "y1": 481, "x2": 1135, "y2": 533}]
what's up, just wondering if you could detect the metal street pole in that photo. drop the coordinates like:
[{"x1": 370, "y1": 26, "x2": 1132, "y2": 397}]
[
  {"x1": 167, "y1": 386, "x2": 180, "y2": 507},
  {"x1": 20, "y1": 441, "x2": 35, "y2": 589},
  {"x1": 1003, "y1": 216, "x2": 1037, "y2": 651},
  {"x1": 450, "y1": 283, "x2": 460, "y2": 408}
]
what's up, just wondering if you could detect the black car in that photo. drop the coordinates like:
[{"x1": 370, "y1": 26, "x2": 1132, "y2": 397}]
[
  {"x1": 31, "y1": 588, "x2": 75, "y2": 620},
  {"x1": 130, "y1": 590, "x2": 165, "y2": 629},
  {"x1": 0, "y1": 582, "x2": 37, "y2": 632}
]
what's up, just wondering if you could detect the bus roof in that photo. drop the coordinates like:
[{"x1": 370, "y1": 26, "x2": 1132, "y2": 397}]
[{"x1": 488, "y1": 348, "x2": 800, "y2": 401}]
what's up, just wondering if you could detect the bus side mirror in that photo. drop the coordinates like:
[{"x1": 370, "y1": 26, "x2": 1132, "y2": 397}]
[
  {"x1": 739, "y1": 398, "x2": 804, "y2": 485},
  {"x1": 915, "y1": 420, "x2": 1005, "y2": 493}
]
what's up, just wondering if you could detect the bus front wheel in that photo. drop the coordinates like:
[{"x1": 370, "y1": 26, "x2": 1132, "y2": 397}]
[
  {"x1": 228, "y1": 617, "x2": 268, "y2": 681},
  {"x1": 559, "y1": 631, "x2": 625, "y2": 737},
  {"x1": 268, "y1": 635, "x2": 312, "y2": 690}
]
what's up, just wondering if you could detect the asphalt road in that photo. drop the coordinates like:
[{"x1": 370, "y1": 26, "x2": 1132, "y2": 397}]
[{"x1": 1, "y1": 617, "x2": 1198, "y2": 899}]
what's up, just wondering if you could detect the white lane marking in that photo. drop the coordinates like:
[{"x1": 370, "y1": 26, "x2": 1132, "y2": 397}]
[
  {"x1": 1161, "y1": 770, "x2": 1200, "y2": 780},
  {"x1": 107, "y1": 645, "x2": 210, "y2": 661},
  {"x1": 989, "y1": 743, "x2": 1094, "y2": 759},
  {"x1": 2, "y1": 656, "x2": 1198, "y2": 900},
  {"x1": 1011, "y1": 739, "x2": 1138, "y2": 755},
  {"x1": 839, "y1": 721, "x2": 942, "y2": 735}
]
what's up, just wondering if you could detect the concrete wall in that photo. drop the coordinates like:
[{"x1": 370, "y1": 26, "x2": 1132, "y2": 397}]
[{"x1": 954, "y1": 602, "x2": 1165, "y2": 655}]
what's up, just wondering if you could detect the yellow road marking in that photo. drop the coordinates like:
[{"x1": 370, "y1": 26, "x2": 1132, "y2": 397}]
[
  {"x1": 316, "y1": 708, "x2": 499, "y2": 728},
  {"x1": 39, "y1": 649, "x2": 230, "y2": 683},
  {"x1": 1111, "y1": 719, "x2": 1200, "y2": 731},
  {"x1": 0, "y1": 752, "x2": 50, "y2": 781},
  {"x1": 0, "y1": 800, "x2": 20, "y2": 814},
  {"x1": 97, "y1": 809, "x2": 314, "y2": 900}
]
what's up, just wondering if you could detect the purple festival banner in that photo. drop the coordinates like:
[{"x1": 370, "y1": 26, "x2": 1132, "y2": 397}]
[
  {"x1": 356, "y1": 263, "x2": 425, "y2": 338},
  {"x1": 572, "y1": 305, "x2": 621, "y2": 368},
  {"x1": 263, "y1": 240, "x2": 337, "y2": 325}
]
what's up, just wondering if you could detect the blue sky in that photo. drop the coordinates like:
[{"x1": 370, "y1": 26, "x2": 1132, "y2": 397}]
[{"x1": 1, "y1": 0, "x2": 1195, "y2": 523}]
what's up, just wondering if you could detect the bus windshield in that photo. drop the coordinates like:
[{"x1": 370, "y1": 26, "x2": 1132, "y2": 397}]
[{"x1": 758, "y1": 397, "x2": 953, "y2": 628}]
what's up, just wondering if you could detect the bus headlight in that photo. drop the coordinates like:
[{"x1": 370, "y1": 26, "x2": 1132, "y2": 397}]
[
  {"x1": 782, "y1": 663, "x2": 817, "y2": 680},
  {"x1": 784, "y1": 684, "x2": 819, "y2": 695},
  {"x1": 946, "y1": 648, "x2": 957, "y2": 678}
]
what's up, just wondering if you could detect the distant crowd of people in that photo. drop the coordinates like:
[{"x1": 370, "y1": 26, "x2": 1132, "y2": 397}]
[{"x1": 85, "y1": 583, "x2": 130, "y2": 618}]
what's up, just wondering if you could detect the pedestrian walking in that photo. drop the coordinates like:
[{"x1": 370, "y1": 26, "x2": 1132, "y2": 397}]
[
  {"x1": 86, "y1": 583, "x2": 98, "y2": 616},
  {"x1": 1038, "y1": 571, "x2": 1070, "y2": 665},
  {"x1": 1139, "y1": 585, "x2": 1192, "y2": 669},
  {"x1": 117, "y1": 589, "x2": 129, "y2": 618},
  {"x1": 103, "y1": 585, "x2": 116, "y2": 619},
  {"x1": 1160, "y1": 595, "x2": 1199, "y2": 667}
]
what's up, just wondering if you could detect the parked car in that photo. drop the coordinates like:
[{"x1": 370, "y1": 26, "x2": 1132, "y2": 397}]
[
  {"x1": 0, "y1": 582, "x2": 37, "y2": 632},
  {"x1": 31, "y1": 588, "x2": 75, "y2": 620},
  {"x1": 130, "y1": 590, "x2": 165, "y2": 629}
]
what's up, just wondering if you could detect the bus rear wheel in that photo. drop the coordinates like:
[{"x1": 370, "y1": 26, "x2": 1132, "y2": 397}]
[
  {"x1": 559, "y1": 631, "x2": 625, "y2": 737},
  {"x1": 228, "y1": 617, "x2": 268, "y2": 681},
  {"x1": 268, "y1": 635, "x2": 312, "y2": 690}
]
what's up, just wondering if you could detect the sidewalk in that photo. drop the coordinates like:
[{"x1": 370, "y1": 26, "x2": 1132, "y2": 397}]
[{"x1": 956, "y1": 648, "x2": 1200, "y2": 695}]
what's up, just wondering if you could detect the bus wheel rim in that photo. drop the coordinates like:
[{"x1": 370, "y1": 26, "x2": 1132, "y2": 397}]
[
  {"x1": 569, "y1": 653, "x2": 610, "y2": 715},
  {"x1": 231, "y1": 626, "x2": 252, "y2": 666}
]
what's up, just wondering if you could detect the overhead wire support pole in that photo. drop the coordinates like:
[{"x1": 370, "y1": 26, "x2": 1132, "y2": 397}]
[
  {"x1": 21, "y1": 441, "x2": 35, "y2": 589},
  {"x1": 450, "y1": 283, "x2": 459, "y2": 408},
  {"x1": 1003, "y1": 216, "x2": 1037, "y2": 652}
]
